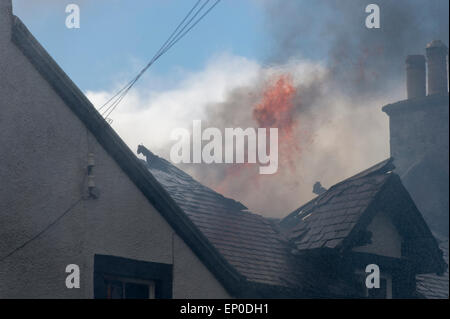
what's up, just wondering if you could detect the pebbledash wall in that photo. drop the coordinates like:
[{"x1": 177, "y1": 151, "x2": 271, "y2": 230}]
[{"x1": 0, "y1": 0, "x2": 230, "y2": 298}]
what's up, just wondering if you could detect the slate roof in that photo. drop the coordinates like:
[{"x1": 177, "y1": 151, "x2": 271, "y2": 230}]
[
  {"x1": 140, "y1": 150, "x2": 314, "y2": 292},
  {"x1": 141, "y1": 150, "x2": 446, "y2": 296},
  {"x1": 280, "y1": 159, "x2": 395, "y2": 251},
  {"x1": 416, "y1": 240, "x2": 449, "y2": 299},
  {"x1": 279, "y1": 158, "x2": 446, "y2": 275}
]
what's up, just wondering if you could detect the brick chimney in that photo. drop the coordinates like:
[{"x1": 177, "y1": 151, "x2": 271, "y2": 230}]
[
  {"x1": 426, "y1": 40, "x2": 449, "y2": 95},
  {"x1": 406, "y1": 55, "x2": 426, "y2": 99}
]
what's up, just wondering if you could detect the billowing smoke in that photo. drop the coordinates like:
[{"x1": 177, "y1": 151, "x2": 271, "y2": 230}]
[
  {"x1": 88, "y1": 1, "x2": 448, "y2": 217},
  {"x1": 180, "y1": 0, "x2": 449, "y2": 216},
  {"x1": 174, "y1": 59, "x2": 393, "y2": 216},
  {"x1": 265, "y1": 0, "x2": 449, "y2": 96}
]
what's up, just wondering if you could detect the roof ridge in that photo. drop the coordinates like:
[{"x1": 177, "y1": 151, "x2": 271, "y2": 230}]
[
  {"x1": 139, "y1": 145, "x2": 254, "y2": 212},
  {"x1": 281, "y1": 158, "x2": 394, "y2": 227}
]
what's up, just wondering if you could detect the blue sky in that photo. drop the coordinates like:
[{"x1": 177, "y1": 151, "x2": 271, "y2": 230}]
[
  {"x1": 14, "y1": 0, "x2": 448, "y2": 96},
  {"x1": 13, "y1": 0, "x2": 267, "y2": 91}
]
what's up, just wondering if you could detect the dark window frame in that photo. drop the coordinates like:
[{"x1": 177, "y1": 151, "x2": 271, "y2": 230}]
[
  {"x1": 103, "y1": 275, "x2": 156, "y2": 299},
  {"x1": 94, "y1": 254, "x2": 172, "y2": 299}
]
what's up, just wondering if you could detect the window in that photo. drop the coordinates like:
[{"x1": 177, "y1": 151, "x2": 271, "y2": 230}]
[
  {"x1": 94, "y1": 255, "x2": 172, "y2": 299},
  {"x1": 104, "y1": 276, "x2": 156, "y2": 299}
]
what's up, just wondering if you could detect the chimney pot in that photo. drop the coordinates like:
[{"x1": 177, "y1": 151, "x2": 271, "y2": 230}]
[
  {"x1": 406, "y1": 55, "x2": 426, "y2": 99},
  {"x1": 426, "y1": 40, "x2": 448, "y2": 95}
]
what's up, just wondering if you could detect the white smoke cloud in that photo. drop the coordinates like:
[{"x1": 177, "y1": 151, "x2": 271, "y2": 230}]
[
  {"x1": 86, "y1": 53, "x2": 399, "y2": 217},
  {"x1": 87, "y1": 54, "x2": 261, "y2": 155}
]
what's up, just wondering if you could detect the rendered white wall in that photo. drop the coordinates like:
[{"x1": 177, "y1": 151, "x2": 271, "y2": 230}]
[
  {"x1": 353, "y1": 211, "x2": 402, "y2": 259},
  {"x1": 0, "y1": 0, "x2": 230, "y2": 298}
]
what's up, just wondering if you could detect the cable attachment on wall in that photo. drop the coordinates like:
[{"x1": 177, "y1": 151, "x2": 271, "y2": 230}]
[{"x1": 87, "y1": 153, "x2": 99, "y2": 199}]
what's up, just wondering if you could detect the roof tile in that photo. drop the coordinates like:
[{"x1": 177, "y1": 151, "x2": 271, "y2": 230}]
[
  {"x1": 143, "y1": 155, "x2": 308, "y2": 289},
  {"x1": 280, "y1": 159, "x2": 394, "y2": 251}
]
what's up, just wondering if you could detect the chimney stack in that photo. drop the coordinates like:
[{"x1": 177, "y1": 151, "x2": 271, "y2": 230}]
[
  {"x1": 426, "y1": 40, "x2": 448, "y2": 95},
  {"x1": 406, "y1": 55, "x2": 426, "y2": 99}
]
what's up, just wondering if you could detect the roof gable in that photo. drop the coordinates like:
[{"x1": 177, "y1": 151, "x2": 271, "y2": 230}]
[
  {"x1": 10, "y1": 15, "x2": 244, "y2": 296},
  {"x1": 279, "y1": 158, "x2": 446, "y2": 274},
  {"x1": 280, "y1": 158, "x2": 394, "y2": 251},
  {"x1": 372, "y1": 172, "x2": 446, "y2": 274}
]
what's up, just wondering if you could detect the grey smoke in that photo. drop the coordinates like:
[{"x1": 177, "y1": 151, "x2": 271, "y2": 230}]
[
  {"x1": 175, "y1": 1, "x2": 449, "y2": 217},
  {"x1": 265, "y1": 0, "x2": 449, "y2": 95}
]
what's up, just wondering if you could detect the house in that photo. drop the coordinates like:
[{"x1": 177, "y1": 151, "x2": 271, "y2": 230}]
[
  {"x1": 382, "y1": 41, "x2": 449, "y2": 298},
  {"x1": 279, "y1": 158, "x2": 446, "y2": 298},
  {"x1": 0, "y1": 0, "x2": 231, "y2": 298},
  {"x1": 0, "y1": 0, "x2": 446, "y2": 298}
]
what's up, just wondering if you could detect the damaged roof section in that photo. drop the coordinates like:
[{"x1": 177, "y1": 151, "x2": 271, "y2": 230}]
[
  {"x1": 139, "y1": 147, "x2": 316, "y2": 294},
  {"x1": 139, "y1": 148, "x2": 446, "y2": 296},
  {"x1": 280, "y1": 158, "x2": 395, "y2": 251},
  {"x1": 279, "y1": 158, "x2": 446, "y2": 275}
]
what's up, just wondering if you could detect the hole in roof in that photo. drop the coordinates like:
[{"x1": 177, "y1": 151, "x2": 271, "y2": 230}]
[{"x1": 296, "y1": 210, "x2": 305, "y2": 217}]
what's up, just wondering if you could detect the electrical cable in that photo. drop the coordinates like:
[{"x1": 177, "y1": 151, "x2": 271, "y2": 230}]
[
  {"x1": 98, "y1": 0, "x2": 204, "y2": 113},
  {"x1": 0, "y1": 198, "x2": 83, "y2": 263},
  {"x1": 99, "y1": 0, "x2": 221, "y2": 120}
]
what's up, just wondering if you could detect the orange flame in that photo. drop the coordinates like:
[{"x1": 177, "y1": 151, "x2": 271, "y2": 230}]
[
  {"x1": 253, "y1": 74, "x2": 296, "y2": 130},
  {"x1": 215, "y1": 73, "x2": 299, "y2": 196},
  {"x1": 253, "y1": 74, "x2": 299, "y2": 169}
]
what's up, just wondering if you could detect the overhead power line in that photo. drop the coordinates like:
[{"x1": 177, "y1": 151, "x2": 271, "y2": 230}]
[
  {"x1": 0, "y1": 198, "x2": 83, "y2": 263},
  {"x1": 99, "y1": 0, "x2": 222, "y2": 120}
]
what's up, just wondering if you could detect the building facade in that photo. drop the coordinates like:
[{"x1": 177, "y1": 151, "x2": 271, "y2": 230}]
[{"x1": 0, "y1": 0, "x2": 230, "y2": 298}]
